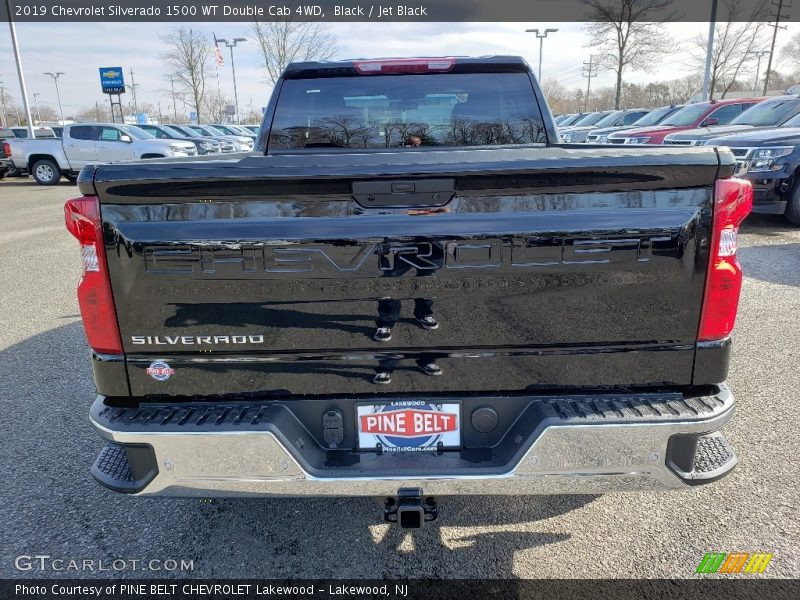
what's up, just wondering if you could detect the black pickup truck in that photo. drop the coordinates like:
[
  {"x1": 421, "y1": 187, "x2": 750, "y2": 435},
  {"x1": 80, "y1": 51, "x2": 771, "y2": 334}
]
[{"x1": 66, "y1": 57, "x2": 751, "y2": 528}]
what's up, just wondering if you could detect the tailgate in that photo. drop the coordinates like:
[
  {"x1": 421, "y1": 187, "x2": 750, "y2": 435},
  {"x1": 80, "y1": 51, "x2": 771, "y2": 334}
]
[{"x1": 96, "y1": 146, "x2": 720, "y2": 397}]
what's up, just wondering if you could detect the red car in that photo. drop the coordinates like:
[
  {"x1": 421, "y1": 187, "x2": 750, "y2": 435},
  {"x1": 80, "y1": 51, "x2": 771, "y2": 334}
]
[{"x1": 607, "y1": 98, "x2": 764, "y2": 145}]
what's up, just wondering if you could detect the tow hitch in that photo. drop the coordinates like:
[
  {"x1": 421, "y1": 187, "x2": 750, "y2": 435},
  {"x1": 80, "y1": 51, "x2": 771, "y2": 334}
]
[{"x1": 384, "y1": 488, "x2": 438, "y2": 528}]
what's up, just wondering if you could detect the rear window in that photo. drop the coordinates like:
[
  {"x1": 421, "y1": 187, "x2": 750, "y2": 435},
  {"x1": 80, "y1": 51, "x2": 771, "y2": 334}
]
[
  {"x1": 268, "y1": 72, "x2": 546, "y2": 150},
  {"x1": 69, "y1": 126, "x2": 94, "y2": 140}
]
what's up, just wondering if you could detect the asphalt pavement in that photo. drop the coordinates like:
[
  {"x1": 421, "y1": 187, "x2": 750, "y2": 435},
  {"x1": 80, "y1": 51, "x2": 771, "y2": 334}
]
[{"x1": 0, "y1": 177, "x2": 797, "y2": 579}]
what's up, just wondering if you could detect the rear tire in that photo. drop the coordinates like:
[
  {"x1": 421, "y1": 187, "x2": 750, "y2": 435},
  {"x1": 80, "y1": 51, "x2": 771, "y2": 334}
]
[
  {"x1": 64, "y1": 173, "x2": 78, "y2": 183},
  {"x1": 786, "y1": 181, "x2": 800, "y2": 226},
  {"x1": 31, "y1": 159, "x2": 61, "y2": 185}
]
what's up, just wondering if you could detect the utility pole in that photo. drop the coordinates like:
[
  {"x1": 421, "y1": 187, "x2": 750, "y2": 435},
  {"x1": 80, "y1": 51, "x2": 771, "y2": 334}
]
[
  {"x1": 94, "y1": 100, "x2": 100, "y2": 121},
  {"x1": 129, "y1": 69, "x2": 139, "y2": 116},
  {"x1": 763, "y1": 0, "x2": 791, "y2": 95},
  {"x1": 33, "y1": 92, "x2": 41, "y2": 124},
  {"x1": 749, "y1": 50, "x2": 771, "y2": 95},
  {"x1": 525, "y1": 28, "x2": 558, "y2": 82},
  {"x1": 170, "y1": 75, "x2": 177, "y2": 121},
  {"x1": 0, "y1": 78, "x2": 7, "y2": 127},
  {"x1": 43, "y1": 72, "x2": 65, "y2": 125},
  {"x1": 582, "y1": 56, "x2": 598, "y2": 111},
  {"x1": 701, "y1": 0, "x2": 718, "y2": 101},
  {"x1": 7, "y1": 0, "x2": 37, "y2": 136},
  {"x1": 216, "y1": 37, "x2": 246, "y2": 124}
]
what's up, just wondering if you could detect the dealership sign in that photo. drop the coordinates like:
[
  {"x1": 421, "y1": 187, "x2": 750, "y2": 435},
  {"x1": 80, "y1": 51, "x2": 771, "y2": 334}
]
[{"x1": 99, "y1": 67, "x2": 125, "y2": 94}]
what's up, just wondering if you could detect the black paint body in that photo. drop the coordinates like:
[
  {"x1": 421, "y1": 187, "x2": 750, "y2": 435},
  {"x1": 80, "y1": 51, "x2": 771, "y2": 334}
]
[
  {"x1": 86, "y1": 144, "x2": 732, "y2": 400},
  {"x1": 79, "y1": 58, "x2": 734, "y2": 456}
]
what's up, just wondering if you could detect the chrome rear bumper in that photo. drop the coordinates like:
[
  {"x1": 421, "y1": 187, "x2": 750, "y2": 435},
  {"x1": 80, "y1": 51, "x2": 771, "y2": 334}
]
[{"x1": 89, "y1": 386, "x2": 736, "y2": 497}]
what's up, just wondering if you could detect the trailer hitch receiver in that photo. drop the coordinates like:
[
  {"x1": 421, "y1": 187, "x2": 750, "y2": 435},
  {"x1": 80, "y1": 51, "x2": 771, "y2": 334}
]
[{"x1": 384, "y1": 488, "x2": 438, "y2": 528}]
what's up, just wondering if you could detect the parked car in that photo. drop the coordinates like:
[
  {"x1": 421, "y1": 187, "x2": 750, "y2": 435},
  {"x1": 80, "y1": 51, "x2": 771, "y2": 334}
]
[
  {"x1": 664, "y1": 95, "x2": 800, "y2": 146},
  {"x1": 558, "y1": 111, "x2": 615, "y2": 140},
  {"x1": 586, "y1": 105, "x2": 684, "y2": 143},
  {"x1": 137, "y1": 123, "x2": 223, "y2": 155},
  {"x1": 240, "y1": 124, "x2": 261, "y2": 135},
  {"x1": 560, "y1": 108, "x2": 651, "y2": 143},
  {"x1": 707, "y1": 121, "x2": 800, "y2": 224},
  {"x1": 608, "y1": 98, "x2": 762, "y2": 145},
  {"x1": 210, "y1": 123, "x2": 258, "y2": 140},
  {"x1": 165, "y1": 124, "x2": 240, "y2": 154},
  {"x1": 181, "y1": 124, "x2": 254, "y2": 152},
  {"x1": 555, "y1": 112, "x2": 588, "y2": 127},
  {"x1": 8, "y1": 123, "x2": 197, "y2": 185},
  {"x1": 69, "y1": 56, "x2": 748, "y2": 522}
]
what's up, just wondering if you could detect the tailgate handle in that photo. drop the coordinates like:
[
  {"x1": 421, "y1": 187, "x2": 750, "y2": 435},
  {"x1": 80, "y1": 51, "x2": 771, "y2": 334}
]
[{"x1": 353, "y1": 178, "x2": 455, "y2": 208}]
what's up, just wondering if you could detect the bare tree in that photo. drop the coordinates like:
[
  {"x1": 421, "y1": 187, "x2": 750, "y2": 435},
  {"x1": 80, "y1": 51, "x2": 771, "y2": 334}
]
[
  {"x1": 583, "y1": 0, "x2": 672, "y2": 109},
  {"x1": 541, "y1": 78, "x2": 569, "y2": 113},
  {"x1": 202, "y1": 91, "x2": 234, "y2": 124},
  {"x1": 160, "y1": 27, "x2": 211, "y2": 123},
  {"x1": 689, "y1": 0, "x2": 770, "y2": 99},
  {"x1": 251, "y1": 20, "x2": 337, "y2": 85},
  {"x1": 781, "y1": 32, "x2": 800, "y2": 76}
]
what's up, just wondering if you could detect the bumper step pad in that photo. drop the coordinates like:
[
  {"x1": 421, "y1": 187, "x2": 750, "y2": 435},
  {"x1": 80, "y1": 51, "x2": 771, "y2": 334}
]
[
  {"x1": 694, "y1": 431, "x2": 737, "y2": 478},
  {"x1": 91, "y1": 442, "x2": 157, "y2": 493},
  {"x1": 668, "y1": 430, "x2": 737, "y2": 485}
]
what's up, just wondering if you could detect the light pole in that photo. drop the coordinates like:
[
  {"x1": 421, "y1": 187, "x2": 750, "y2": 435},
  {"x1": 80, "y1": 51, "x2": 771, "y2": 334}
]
[
  {"x1": 169, "y1": 75, "x2": 178, "y2": 122},
  {"x1": 701, "y1": 0, "x2": 718, "y2": 101},
  {"x1": 43, "y1": 71, "x2": 65, "y2": 124},
  {"x1": 33, "y1": 92, "x2": 41, "y2": 124},
  {"x1": 749, "y1": 50, "x2": 771, "y2": 96},
  {"x1": 525, "y1": 28, "x2": 558, "y2": 82},
  {"x1": 216, "y1": 37, "x2": 246, "y2": 124},
  {"x1": 6, "y1": 0, "x2": 37, "y2": 137}
]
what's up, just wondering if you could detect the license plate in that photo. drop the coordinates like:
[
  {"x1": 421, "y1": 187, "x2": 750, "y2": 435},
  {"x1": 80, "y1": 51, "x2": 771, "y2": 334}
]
[{"x1": 356, "y1": 401, "x2": 460, "y2": 452}]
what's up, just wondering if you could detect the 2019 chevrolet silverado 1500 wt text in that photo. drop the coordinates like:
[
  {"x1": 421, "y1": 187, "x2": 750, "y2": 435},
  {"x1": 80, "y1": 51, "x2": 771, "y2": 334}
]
[{"x1": 66, "y1": 56, "x2": 750, "y2": 528}]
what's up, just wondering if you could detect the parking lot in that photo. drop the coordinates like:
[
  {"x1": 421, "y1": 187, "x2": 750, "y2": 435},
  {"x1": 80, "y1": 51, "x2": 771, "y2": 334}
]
[{"x1": 0, "y1": 176, "x2": 797, "y2": 579}]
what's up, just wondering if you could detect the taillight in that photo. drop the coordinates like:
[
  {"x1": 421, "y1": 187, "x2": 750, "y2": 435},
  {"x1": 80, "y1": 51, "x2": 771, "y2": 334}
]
[
  {"x1": 64, "y1": 195, "x2": 123, "y2": 354},
  {"x1": 698, "y1": 178, "x2": 753, "y2": 341},
  {"x1": 2, "y1": 141, "x2": 9, "y2": 157},
  {"x1": 354, "y1": 57, "x2": 456, "y2": 74}
]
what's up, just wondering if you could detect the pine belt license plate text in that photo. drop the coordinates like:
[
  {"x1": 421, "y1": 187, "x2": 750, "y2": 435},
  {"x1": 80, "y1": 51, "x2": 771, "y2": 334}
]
[{"x1": 356, "y1": 401, "x2": 461, "y2": 452}]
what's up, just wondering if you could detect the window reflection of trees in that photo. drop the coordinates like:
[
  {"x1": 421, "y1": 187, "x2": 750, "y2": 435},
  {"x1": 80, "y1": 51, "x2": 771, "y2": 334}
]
[{"x1": 269, "y1": 113, "x2": 546, "y2": 149}]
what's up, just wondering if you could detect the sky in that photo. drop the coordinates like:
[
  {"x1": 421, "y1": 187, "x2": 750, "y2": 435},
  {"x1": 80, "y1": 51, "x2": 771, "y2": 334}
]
[{"x1": 1, "y1": 20, "x2": 799, "y2": 121}]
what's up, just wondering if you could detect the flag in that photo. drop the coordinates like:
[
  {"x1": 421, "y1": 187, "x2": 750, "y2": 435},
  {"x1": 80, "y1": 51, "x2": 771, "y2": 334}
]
[{"x1": 214, "y1": 34, "x2": 225, "y2": 67}]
